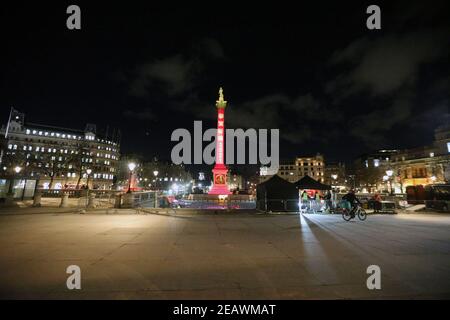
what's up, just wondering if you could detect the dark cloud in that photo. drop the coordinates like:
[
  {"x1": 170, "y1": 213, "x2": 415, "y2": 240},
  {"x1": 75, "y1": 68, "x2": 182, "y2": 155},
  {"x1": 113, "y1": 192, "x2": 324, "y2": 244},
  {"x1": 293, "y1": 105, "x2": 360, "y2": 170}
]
[
  {"x1": 129, "y1": 38, "x2": 226, "y2": 98},
  {"x1": 123, "y1": 108, "x2": 157, "y2": 121},
  {"x1": 328, "y1": 29, "x2": 449, "y2": 98},
  {"x1": 194, "y1": 38, "x2": 227, "y2": 60},
  {"x1": 349, "y1": 90, "x2": 414, "y2": 146},
  {"x1": 130, "y1": 55, "x2": 198, "y2": 97},
  {"x1": 324, "y1": 23, "x2": 450, "y2": 147},
  {"x1": 224, "y1": 93, "x2": 342, "y2": 145}
]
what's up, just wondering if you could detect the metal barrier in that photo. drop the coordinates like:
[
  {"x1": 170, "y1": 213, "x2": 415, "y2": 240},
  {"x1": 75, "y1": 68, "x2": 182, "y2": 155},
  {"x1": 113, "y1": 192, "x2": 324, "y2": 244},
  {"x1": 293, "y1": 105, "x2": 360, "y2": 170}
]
[
  {"x1": 74, "y1": 190, "x2": 118, "y2": 211},
  {"x1": 176, "y1": 199, "x2": 256, "y2": 210},
  {"x1": 132, "y1": 191, "x2": 158, "y2": 208}
]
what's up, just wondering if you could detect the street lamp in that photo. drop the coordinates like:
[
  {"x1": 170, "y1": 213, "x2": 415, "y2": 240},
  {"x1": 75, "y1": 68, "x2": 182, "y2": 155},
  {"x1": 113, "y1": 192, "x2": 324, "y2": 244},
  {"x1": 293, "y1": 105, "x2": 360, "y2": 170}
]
[
  {"x1": 430, "y1": 175, "x2": 437, "y2": 182},
  {"x1": 7, "y1": 166, "x2": 22, "y2": 195},
  {"x1": 153, "y1": 170, "x2": 159, "y2": 190},
  {"x1": 386, "y1": 169, "x2": 394, "y2": 195},
  {"x1": 86, "y1": 168, "x2": 92, "y2": 189},
  {"x1": 127, "y1": 162, "x2": 136, "y2": 193}
]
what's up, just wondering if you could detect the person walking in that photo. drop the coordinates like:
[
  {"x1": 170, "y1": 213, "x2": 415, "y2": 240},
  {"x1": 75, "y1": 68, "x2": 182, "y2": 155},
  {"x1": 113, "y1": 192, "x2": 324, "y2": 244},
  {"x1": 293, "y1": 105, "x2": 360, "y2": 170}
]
[
  {"x1": 372, "y1": 193, "x2": 382, "y2": 213},
  {"x1": 301, "y1": 191, "x2": 309, "y2": 212},
  {"x1": 325, "y1": 190, "x2": 333, "y2": 213}
]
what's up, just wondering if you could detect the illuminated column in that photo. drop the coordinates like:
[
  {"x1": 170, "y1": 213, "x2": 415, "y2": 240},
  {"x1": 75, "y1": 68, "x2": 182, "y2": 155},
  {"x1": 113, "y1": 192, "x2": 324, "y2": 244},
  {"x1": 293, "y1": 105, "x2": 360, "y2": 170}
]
[{"x1": 209, "y1": 87, "x2": 231, "y2": 195}]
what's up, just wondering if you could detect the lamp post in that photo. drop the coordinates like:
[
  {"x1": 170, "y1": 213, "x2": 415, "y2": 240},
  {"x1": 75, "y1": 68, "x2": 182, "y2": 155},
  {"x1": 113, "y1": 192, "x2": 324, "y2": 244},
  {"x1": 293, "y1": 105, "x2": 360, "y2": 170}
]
[
  {"x1": 8, "y1": 166, "x2": 22, "y2": 195},
  {"x1": 386, "y1": 169, "x2": 393, "y2": 195},
  {"x1": 153, "y1": 170, "x2": 159, "y2": 190},
  {"x1": 331, "y1": 174, "x2": 338, "y2": 188},
  {"x1": 430, "y1": 175, "x2": 437, "y2": 183},
  {"x1": 86, "y1": 168, "x2": 92, "y2": 189},
  {"x1": 127, "y1": 162, "x2": 136, "y2": 193}
]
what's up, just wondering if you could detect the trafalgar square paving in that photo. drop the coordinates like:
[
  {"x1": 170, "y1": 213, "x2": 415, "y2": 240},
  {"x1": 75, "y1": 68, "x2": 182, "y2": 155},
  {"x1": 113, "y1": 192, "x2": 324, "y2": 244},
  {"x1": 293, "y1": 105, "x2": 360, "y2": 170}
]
[{"x1": 0, "y1": 208, "x2": 449, "y2": 299}]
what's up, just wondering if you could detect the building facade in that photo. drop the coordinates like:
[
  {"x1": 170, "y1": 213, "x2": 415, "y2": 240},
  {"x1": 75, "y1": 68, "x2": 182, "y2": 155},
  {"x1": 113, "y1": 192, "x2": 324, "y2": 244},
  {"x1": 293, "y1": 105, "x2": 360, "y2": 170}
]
[
  {"x1": 260, "y1": 154, "x2": 325, "y2": 184},
  {"x1": 324, "y1": 162, "x2": 346, "y2": 187},
  {"x1": 353, "y1": 125, "x2": 450, "y2": 193},
  {"x1": 390, "y1": 125, "x2": 450, "y2": 191},
  {"x1": 0, "y1": 109, "x2": 120, "y2": 190},
  {"x1": 353, "y1": 149, "x2": 399, "y2": 192}
]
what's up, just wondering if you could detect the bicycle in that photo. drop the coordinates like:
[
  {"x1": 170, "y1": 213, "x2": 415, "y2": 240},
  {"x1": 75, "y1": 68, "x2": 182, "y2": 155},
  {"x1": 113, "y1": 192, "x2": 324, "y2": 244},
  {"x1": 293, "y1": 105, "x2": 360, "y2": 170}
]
[{"x1": 342, "y1": 204, "x2": 367, "y2": 221}]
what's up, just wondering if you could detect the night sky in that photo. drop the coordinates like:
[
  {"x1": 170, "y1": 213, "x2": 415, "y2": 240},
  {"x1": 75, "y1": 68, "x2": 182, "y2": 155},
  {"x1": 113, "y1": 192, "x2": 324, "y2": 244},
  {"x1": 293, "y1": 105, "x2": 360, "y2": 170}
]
[{"x1": 2, "y1": 1, "x2": 449, "y2": 173}]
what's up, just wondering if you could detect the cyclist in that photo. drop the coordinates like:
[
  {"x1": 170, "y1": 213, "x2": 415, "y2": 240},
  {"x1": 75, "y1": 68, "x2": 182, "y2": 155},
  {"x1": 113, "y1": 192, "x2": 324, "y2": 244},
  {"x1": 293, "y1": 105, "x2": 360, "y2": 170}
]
[{"x1": 342, "y1": 189, "x2": 361, "y2": 218}]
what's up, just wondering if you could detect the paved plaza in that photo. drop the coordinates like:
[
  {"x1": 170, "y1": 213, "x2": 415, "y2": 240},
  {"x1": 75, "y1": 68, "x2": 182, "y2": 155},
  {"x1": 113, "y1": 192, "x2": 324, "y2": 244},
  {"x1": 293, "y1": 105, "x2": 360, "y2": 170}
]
[{"x1": 0, "y1": 210, "x2": 449, "y2": 299}]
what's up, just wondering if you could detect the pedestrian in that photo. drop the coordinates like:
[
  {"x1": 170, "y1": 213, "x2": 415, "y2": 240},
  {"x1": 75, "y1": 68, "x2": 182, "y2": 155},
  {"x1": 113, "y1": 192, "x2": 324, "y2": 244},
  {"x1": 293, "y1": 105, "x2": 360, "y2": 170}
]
[
  {"x1": 301, "y1": 191, "x2": 309, "y2": 212},
  {"x1": 325, "y1": 190, "x2": 333, "y2": 213},
  {"x1": 372, "y1": 193, "x2": 382, "y2": 213}
]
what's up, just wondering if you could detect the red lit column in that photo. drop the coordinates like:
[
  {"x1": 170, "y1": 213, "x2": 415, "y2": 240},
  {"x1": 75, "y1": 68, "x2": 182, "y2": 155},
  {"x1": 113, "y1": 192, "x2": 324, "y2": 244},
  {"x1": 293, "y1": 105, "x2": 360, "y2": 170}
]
[{"x1": 209, "y1": 87, "x2": 231, "y2": 195}]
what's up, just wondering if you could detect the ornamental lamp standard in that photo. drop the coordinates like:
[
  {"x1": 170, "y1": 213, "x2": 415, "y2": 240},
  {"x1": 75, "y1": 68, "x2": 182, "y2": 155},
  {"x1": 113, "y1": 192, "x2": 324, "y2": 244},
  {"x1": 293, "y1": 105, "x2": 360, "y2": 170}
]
[
  {"x1": 127, "y1": 162, "x2": 136, "y2": 193},
  {"x1": 153, "y1": 170, "x2": 159, "y2": 190},
  {"x1": 7, "y1": 166, "x2": 22, "y2": 195},
  {"x1": 386, "y1": 169, "x2": 394, "y2": 195},
  {"x1": 86, "y1": 168, "x2": 92, "y2": 189}
]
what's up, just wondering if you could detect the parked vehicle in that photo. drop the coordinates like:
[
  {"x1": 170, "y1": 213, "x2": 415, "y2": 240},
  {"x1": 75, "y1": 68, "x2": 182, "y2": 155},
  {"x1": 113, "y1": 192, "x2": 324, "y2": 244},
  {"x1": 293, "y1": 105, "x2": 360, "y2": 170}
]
[
  {"x1": 406, "y1": 185, "x2": 426, "y2": 204},
  {"x1": 424, "y1": 184, "x2": 450, "y2": 212}
]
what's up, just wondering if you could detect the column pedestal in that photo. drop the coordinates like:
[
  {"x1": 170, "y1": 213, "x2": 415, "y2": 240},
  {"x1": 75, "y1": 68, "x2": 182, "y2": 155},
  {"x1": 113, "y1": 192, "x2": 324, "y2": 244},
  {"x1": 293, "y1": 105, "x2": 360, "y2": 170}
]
[{"x1": 209, "y1": 164, "x2": 231, "y2": 195}]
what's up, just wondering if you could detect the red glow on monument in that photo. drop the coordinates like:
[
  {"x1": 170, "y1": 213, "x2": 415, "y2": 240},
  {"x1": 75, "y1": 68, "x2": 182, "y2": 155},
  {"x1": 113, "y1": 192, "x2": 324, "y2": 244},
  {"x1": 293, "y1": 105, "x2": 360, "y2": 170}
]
[{"x1": 209, "y1": 87, "x2": 231, "y2": 195}]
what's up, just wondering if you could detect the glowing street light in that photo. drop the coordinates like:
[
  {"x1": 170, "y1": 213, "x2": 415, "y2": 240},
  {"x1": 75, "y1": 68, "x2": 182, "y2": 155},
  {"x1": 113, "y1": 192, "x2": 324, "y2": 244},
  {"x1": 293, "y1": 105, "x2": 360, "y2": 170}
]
[
  {"x1": 127, "y1": 162, "x2": 136, "y2": 193},
  {"x1": 152, "y1": 170, "x2": 159, "y2": 190},
  {"x1": 430, "y1": 176, "x2": 437, "y2": 182},
  {"x1": 14, "y1": 166, "x2": 22, "y2": 174},
  {"x1": 128, "y1": 162, "x2": 136, "y2": 172},
  {"x1": 385, "y1": 170, "x2": 394, "y2": 195},
  {"x1": 86, "y1": 168, "x2": 92, "y2": 189}
]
